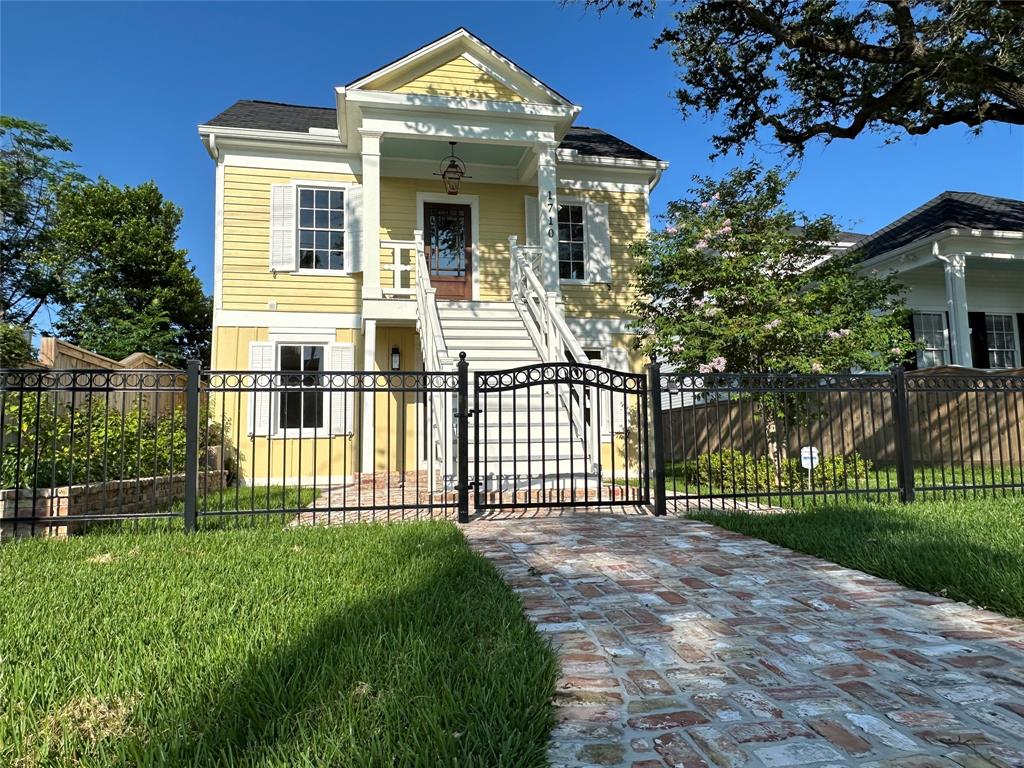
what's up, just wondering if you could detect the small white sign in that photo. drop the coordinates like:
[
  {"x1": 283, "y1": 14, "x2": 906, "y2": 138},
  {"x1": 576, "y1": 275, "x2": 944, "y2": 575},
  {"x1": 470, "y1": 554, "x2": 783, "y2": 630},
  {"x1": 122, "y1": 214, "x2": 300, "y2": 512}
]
[{"x1": 800, "y1": 446, "x2": 820, "y2": 470}]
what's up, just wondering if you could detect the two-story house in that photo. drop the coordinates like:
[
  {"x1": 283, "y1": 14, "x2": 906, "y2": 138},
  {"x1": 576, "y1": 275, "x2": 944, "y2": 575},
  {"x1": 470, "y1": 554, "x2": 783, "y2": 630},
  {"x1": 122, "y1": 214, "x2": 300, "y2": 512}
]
[{"x1": 198, "y1": 28, "x2": 667, "y2": 486}]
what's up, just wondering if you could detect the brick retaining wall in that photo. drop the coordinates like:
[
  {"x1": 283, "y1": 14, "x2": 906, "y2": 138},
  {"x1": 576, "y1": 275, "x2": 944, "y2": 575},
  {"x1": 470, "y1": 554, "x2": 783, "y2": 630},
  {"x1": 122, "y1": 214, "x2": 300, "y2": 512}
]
[{"x1": 0, "y1": 471, "x2": 228, "y2": 540}]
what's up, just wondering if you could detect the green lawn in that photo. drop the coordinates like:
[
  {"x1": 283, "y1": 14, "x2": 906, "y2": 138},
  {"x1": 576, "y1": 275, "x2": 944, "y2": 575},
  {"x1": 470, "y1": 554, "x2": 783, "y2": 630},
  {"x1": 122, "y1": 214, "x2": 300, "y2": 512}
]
[
  {"x1": 0, "y1": 522, "x2": 557, "y2": 767},
  {"x1": 690, "y1": 494, "x2": 1024, "y2": 618}
]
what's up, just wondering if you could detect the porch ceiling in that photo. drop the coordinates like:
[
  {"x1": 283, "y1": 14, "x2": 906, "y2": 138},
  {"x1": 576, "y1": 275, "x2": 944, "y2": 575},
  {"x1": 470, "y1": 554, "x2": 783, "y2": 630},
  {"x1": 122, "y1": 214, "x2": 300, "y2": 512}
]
[{"x1": 382, "y1": 136, "x2": 527, "y2": 166}]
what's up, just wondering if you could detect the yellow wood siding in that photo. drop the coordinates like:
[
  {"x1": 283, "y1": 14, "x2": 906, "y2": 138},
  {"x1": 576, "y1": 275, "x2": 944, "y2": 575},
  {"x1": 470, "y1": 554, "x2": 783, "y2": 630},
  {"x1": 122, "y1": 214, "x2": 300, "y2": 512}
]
[
  {"x1": 222, "y1": 166, "x2": 361, "y2": 313},
  {"x1": 210, "y1": 326, "x2": 364, "y2": 484},
  {"x1": 558, "y1": 188, "x2": 648, "y2": 320},
  {"x1": 393, "y1": 57, "x2": 525, "y2": 102}
]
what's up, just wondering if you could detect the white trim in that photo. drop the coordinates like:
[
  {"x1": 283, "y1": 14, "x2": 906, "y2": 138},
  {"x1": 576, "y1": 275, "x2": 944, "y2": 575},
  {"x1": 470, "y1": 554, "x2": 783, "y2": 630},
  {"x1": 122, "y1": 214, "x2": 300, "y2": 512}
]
[
  {"x1": 199, "y1": 125, "x2": 343, "y2": 147},
  {"x1": 214, "y1": 309, "x2": 362, "y2": 329},
  {"x1": 267, "y1": 329, "x2": 336, "y2": 344},
  {"x1": 564, "y1": 316, "x2": 634, "y2": 342},
  {"x1": 294, "y1": 183, "x2": 350, "y2": 275},
  {"x1": 983, "y1": 312, "x2": 1021, "y2": 369},
  {"x1": 220, "y1": 148, "x2": 360, "y2": 175},
  {"x1": 558, "y1": 177, "x2": 648, "y2": 194},
  {"x1": 416, "y1": 191, "x2": 481, "y2": 302},
  {"x1": 556, "y1": 149, "x2": 668, "y2": 171},
  {"x1": 347, "y1": 89, "x2": 575, "y2": 119},
  {"x1": 213, "y1": 158, "x2": 225, "y2": 312}
]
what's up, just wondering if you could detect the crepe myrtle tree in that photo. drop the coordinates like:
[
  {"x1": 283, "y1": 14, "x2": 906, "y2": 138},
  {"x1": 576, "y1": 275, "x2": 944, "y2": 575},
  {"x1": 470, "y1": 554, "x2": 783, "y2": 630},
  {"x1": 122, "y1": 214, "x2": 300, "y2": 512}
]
[{"x1": 630, "y1": 165, "x2": 914, "y2": 471}]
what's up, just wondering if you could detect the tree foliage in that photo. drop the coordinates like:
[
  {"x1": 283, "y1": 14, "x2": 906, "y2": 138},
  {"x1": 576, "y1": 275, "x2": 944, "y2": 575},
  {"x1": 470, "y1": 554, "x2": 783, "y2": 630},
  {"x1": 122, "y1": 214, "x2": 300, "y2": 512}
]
[
  {"x1": 630, "y1": 165, "x2": 914, "y2": 373},
  {"x1": 0, "y1": 116, "x2": 84, "y2": 324},
  {"x1": 583, "y1": 0, "x2": 1024, "y2": 156},
  {"x1": 53, "y1": 179, "x2": 212, "y2": 366},
  {"x1": 0, "y1": 323, "x2": 36, "y2": 367}
]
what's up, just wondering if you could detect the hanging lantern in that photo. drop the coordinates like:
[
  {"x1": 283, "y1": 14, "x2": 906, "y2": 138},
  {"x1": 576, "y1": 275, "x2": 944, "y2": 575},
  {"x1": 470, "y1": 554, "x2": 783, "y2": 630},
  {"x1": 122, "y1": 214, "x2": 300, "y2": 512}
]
[{"x1": 435, "y1": 141, "x2": 470, "y2": 195}]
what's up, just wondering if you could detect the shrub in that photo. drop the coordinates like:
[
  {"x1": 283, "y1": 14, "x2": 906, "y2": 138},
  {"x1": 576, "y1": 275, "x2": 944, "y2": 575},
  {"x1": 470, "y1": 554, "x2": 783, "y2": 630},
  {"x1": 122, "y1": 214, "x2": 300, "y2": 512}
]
[
  {"x1": 681, "y1": 449, "x2": 872, "y2": 492},
  {"x1": 1, "y1": 393, "x2": 226, "y2": 489}
]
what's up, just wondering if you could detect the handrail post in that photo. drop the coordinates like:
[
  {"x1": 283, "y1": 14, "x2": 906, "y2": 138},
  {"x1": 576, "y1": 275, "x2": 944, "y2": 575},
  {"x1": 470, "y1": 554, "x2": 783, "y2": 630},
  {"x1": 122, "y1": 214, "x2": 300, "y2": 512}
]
[
  {"x1": 183, "y1": 359, "x2": 201, "y2": 532},
  {"x1": 456, "y1": 352, "x2": 470, "y2": 523},
  {"x1": 890, "y1": 365, "x2": 916, "y2": 504},
  {"x1": 649, "y1": 356, "x2": 667, "y2": 516}
]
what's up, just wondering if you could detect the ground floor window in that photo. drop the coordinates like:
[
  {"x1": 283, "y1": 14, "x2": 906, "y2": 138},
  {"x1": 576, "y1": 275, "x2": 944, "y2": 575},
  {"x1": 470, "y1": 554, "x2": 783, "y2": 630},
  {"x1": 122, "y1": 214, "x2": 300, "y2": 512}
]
[
  {"x1": 985, "y1": 314, "x2": 1019, "y2": 369},
  {"x1": 279, "y1": 344, "x2": 325, "y2": 430},
  {"x1": 913, "y1": 312, "x2": 949, "y2": 368}
]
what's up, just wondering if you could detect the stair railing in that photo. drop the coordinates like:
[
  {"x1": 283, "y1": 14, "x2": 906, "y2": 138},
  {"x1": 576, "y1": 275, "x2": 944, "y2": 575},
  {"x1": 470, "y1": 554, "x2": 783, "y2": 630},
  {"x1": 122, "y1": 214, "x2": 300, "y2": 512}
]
[
  {"x1": 414, "y1": 230, "x2": 456, "y2": 492},
  {"x1": 508, "y1": 236, "x2": 600, "y2": 470}
]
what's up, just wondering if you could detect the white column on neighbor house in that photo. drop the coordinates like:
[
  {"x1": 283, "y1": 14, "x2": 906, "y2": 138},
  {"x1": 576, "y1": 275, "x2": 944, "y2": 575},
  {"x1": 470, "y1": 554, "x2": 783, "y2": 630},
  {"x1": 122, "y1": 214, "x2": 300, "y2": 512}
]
[
  {"x1": 536, "y1": 140, "x2": 560, "y2": 295},
  {"x1": 937, "y1": 250, "x2": 973, "y2": 367},
  {"x1": 361, "y1": 319, "x2": 377, "y2": 474},
  {"x1": 360, "y1": 129, "x2": 383, "y2": 300}
]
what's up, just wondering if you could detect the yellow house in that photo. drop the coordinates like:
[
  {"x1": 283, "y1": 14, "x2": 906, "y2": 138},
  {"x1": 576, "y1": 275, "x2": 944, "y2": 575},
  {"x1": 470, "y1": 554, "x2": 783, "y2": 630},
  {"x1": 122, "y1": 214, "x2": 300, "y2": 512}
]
[{"x1": 198, "y1": 28, "x2": 667, "y2": 492}]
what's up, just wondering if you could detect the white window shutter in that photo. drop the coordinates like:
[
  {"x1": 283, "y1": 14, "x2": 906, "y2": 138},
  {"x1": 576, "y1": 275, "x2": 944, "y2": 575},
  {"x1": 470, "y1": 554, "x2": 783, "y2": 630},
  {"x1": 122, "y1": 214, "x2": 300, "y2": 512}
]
[
  {"x1": 609, "y1": 346, "x2": 629, "y2": 433},
  {"x1": 587, "y1": 200, "x2": 611, "y2": 284},
  {"x1": 248, "y1": 342, "x2": 275, "y2": 436},
  {"x1": 269, "y1": 184, "x2": 297, "y2": 272},
  {"x1": 328, "y1": 343, "x2": 355, "y2": 435},
  {"x1": 524, "y1": 195, "x2": 539, "y2": 246},
  {"x1": 344, "y1": 185, "x2": 363, "y2": 273}
]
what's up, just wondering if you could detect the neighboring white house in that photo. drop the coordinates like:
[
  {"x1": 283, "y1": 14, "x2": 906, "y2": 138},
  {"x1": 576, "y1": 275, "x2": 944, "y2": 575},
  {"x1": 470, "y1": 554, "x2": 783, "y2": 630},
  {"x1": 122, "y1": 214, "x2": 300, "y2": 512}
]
[{"x1": 851, "y1": 191, "x2": 1024, "y2": 370}]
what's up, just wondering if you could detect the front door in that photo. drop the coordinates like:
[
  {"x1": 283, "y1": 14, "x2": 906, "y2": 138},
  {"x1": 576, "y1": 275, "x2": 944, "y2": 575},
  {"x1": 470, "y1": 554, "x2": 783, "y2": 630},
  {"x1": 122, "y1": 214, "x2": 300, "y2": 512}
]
[{"x1": 424, "y1": 202, "x2": 472, "y2": 300}]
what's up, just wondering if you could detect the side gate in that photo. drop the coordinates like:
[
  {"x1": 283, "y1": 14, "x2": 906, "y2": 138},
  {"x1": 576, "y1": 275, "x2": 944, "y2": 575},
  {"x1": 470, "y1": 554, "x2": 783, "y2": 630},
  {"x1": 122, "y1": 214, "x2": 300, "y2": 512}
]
[{"x1": 471, "y1": 362, "x2": 651, "y2": 514}]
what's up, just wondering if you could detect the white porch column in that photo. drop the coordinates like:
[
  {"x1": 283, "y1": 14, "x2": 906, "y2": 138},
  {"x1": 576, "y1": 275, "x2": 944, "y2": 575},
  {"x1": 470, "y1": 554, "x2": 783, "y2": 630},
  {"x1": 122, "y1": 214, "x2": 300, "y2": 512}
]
[
  {"x1": 360, "y1": 129, "x2": 383, "y2": 300},
  {"x1": 361, "y1": 318, "x2": 377, "y2": 474},
  {"x1": 536, "y1": 140, "x2": 560, "y2": 295},
  {"x1": 937, "y1": 250, "x2": 972, "y2": 367}
]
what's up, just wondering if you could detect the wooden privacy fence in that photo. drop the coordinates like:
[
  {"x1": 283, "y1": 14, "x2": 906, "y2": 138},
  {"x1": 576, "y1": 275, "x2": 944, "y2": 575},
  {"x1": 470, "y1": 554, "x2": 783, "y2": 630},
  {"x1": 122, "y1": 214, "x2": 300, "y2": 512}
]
[{"x1": 662, "y1": 367, "x2": 1024, "y2": 467}]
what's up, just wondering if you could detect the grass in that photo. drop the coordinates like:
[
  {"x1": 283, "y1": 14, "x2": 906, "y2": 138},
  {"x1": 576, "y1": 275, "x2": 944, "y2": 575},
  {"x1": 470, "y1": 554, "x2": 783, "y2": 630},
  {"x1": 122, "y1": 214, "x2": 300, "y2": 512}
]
[
  {"x1": 665, "y1": 462, "x2": 1024, "y2": 502},
  {"x1": 690, "y1": 494, "x2": 1024, "y2": 618},
  {"x1": 0, "y1": 522, "x2": 557, "y2": 767}
]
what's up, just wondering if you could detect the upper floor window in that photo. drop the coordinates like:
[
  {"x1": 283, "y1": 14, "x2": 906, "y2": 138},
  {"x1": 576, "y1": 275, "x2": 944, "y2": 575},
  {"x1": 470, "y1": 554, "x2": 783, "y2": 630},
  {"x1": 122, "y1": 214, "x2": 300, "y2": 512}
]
[
  {"x1": 985, "y1": 314, "x2": 1019, "y2": 369},
  {"x1": 557, "y1": 203, "x2": 585, "y2": 281},
  {"x1": 913, "y1": 312, "x2": 949, "y2": 368},
  {"x1": 279, "y1": 343, "x2": 324, "y2": 430},
  {"x1": 298, "y1": 188, "x2": 344, "y2": 271}
]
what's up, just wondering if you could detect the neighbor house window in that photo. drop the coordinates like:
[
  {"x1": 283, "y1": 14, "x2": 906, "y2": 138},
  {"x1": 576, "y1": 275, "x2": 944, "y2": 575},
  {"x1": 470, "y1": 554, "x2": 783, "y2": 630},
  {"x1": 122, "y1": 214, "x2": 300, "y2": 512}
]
[
  {"x1": 279, "y1": 344, "x2": 324, "y2": 430},
  {"x1": 985, "y1": 314, "x2": 1018, "y2": 369},
  {"x1": 913, "y1": 312, "x2": 949, "y2": 368},
  {"x1": 557, "y1": 203, "x2": 585, "y2": 281},
  {"x1": 298, "y1": 188, "x2": 344, "y2": 271}
]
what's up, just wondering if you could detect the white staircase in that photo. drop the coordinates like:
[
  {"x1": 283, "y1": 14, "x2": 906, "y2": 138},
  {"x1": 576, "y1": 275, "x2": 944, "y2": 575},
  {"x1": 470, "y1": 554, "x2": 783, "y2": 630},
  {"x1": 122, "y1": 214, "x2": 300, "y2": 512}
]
[{"x1": 437, "y1": 300, "x2": 587, "y2": 489}]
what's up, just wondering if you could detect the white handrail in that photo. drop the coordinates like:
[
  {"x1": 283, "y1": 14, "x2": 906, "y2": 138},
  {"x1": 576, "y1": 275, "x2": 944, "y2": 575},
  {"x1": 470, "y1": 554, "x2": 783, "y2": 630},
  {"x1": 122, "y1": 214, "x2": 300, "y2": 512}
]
[
  {"x1": 508, "y1": 236, "x2": 599, "y2": 467},
  {"x1": 414, "y1": 231, "x2": 456, "y2": 492}
]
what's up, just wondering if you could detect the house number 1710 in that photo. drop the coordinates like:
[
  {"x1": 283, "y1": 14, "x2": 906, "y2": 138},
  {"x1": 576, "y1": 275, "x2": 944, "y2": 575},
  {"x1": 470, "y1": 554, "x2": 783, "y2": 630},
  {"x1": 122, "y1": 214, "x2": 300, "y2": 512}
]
[{"x1": 544, "y1": 190, "x2": 555, "y2": 238}]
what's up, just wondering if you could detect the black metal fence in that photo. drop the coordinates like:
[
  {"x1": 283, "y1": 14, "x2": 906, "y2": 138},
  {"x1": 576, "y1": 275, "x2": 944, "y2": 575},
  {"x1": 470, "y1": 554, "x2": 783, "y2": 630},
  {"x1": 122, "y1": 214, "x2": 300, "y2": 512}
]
[
  {"x1": 649, "y1": 364, "x2": 1024, "y2": 513},
  {"x1": 4, "y1": 360, "x2": 1022, "y2": 538},
  {"x1": 1, "y1": 361, "x2": 469, "y2": 538}
]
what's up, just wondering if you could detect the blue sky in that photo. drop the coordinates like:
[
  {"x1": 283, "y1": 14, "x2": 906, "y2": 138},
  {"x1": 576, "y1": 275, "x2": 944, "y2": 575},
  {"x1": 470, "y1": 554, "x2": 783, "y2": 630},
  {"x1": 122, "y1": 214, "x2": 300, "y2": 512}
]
[{"x1": 3, "y1": 0, "x2": 1022, "y2": 302}]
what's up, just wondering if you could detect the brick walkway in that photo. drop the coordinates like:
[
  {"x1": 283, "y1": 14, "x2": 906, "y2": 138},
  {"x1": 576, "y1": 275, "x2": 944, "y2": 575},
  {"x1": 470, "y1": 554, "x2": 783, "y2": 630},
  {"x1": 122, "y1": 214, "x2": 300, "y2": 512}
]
[{"x1": 464, "y1": 515, "x2": 1024, "y2": 768}]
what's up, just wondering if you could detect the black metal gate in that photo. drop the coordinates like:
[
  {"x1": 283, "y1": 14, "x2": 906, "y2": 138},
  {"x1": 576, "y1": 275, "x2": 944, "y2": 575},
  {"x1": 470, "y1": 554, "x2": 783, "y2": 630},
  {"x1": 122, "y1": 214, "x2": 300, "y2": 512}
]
[{"x1": 472, "y1": 362, "x2": 651, "y2": 513}]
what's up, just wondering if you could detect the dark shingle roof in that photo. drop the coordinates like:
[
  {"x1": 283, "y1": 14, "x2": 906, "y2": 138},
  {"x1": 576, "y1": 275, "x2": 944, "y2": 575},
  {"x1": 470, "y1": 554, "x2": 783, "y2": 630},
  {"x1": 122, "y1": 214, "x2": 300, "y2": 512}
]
[
  {"x1": 203, "y1": 100, "x2": 660, "y2": 162},
  {"x1": 205, "y1": 100, "x2": 337, "y2": 132},
  {"x1": 853, "y1": 191, "x2": 1024, "y2": 260}
]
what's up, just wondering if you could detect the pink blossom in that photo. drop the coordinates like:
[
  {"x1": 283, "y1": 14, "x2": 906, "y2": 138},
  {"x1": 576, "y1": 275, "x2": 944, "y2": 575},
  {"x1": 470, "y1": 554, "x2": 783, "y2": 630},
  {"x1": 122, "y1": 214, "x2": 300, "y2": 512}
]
[
  {"x1": 698, "y1": 363, "x2": 713, "y2": 373},
  {"x1": 666, "y1": 226, "x2": 677, "y2": 235},
  {"x1": 839, "y1": 328, "x2": 850, "y2": 337},
  {"x1": 811, "y1": 362, "x2": 823, "y2": 373},
  {"x1": 695, "y1": 238, "x2": 708, "y2": 250},
  {"x1": 890, "y1": 347, "x2": 902, "y2": 356},
  {"x1": 717, "y1": 218, "x2": 732, "y2": 235},
  {"x1": 710, "y1": 356, "x2": 727, "y2": 372},
  {"x1": 704, "y1": 306, "x2": 720, "y2": 317},
  {"x1": 827, "y1": 330, "x2": 841, "y2": 340},
  {"x1": 764, "y1": 319, "x2": 782, "y2": 331},
  {"x1": 711, "y1": 192, "x2": 720, "y2": 201}
]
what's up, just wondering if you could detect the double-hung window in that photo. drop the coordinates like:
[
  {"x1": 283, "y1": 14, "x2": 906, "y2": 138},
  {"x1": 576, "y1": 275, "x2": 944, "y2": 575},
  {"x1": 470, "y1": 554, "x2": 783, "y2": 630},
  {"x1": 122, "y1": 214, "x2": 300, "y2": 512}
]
[
  {"x1": 298, "y1": 188, "x2": 344, "y2": 271},
  {"x1": 985, "y1": 314, "x2": 1019, "y2": 369},
  {"x1": 279, "y1": 344, "x2": 325, "y2": 431},
  {"x1": 913, "y1": 312, "x2": 949, "y2": 368},
  {"x1": 557, "y1": 203, "x2": 586, "y2": 281}
]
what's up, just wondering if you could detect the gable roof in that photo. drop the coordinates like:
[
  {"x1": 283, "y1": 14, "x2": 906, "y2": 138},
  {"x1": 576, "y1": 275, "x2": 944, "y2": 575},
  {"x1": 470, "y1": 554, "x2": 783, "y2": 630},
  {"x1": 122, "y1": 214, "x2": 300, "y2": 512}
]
[
  {"x1": 853, "y1": 191, "x2": 1024, "y2": 260},
  {"x1": 345, "y1": 27, "x2": 573, "y2": 106},
  {"x1": 204, "y1": 100, "x2": 661, "y2": 162}
]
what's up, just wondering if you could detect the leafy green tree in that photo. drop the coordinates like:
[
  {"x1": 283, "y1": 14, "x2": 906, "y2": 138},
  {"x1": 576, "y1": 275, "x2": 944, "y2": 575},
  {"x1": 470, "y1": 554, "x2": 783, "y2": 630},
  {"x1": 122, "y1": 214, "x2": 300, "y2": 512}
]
[
  {"x1": 0, "y1": 323, "x2": 36, "y2": 367},
  {"x1": 631, "y1": 165, "x2": 913, "y2": 469},
  {"x1": 583, "y1": 0, "x2": 1024, "y2": 156},
  {"x1": 0, "y1": 117, "x2": 84, "y2": 324},
  {"x1": 53, "y1": 179, "x2": 212, "y2": 366}
]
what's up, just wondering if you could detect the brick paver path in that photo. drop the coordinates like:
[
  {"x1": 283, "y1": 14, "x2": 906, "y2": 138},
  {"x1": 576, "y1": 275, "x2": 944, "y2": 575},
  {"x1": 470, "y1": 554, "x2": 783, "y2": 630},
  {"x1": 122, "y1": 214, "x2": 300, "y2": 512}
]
[{"x1": 465, "y1": 514, "x2": 1024, "y2": 768}]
